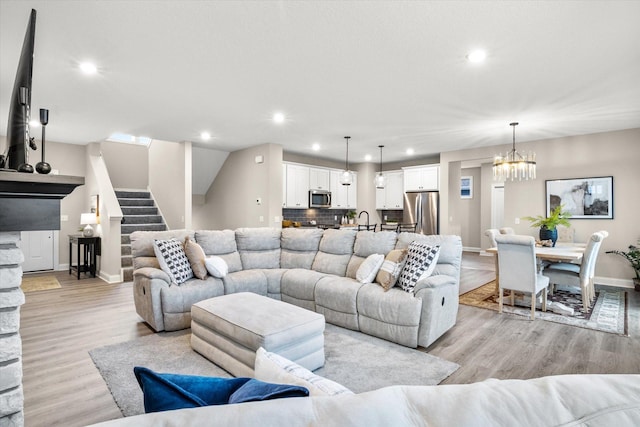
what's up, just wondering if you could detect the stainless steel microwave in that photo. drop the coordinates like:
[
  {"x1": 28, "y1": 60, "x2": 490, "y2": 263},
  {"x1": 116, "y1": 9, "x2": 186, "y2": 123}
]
[{"x1": 309, "y1": 190, "x2": 331, "y2": 208}]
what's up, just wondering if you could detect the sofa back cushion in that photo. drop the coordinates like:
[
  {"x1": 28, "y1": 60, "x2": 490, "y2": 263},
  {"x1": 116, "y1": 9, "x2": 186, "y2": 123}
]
[
  {"x1": 312, "y1": 229, "x2": 357, "y2": 276},
  {"x1": 395, "y1": 233, "x2": 462, "y2": 280},
  {"x1": 195, "y1": 230, "x2": 243, "y2": 273},
  {"x1": 346, "y1": 231, "x2": 398, "y2": 279},
  {"x1": 130, "y1": 230, "x2": 195, "y2": 271},
  {"x1": 235, "y1": 227, "x2": 281, "y2": 269},
  {"x1": 280, "y1": 228, "x2": 323, "y2": 269}
]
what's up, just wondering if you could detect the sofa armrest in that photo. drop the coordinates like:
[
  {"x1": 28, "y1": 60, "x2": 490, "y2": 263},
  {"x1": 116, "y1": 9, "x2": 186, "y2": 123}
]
[
  {"x1": 413, "y1": 274, "x2": 456, "y2": 294},
  {"x1": 133, "y1": 267, "x2": 171, "y2": 285}
]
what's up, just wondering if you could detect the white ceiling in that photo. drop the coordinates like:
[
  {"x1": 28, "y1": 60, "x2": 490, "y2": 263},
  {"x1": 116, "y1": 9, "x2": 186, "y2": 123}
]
[{"x1": 1, "y1": 1, "x2": 639, "y2": 163}]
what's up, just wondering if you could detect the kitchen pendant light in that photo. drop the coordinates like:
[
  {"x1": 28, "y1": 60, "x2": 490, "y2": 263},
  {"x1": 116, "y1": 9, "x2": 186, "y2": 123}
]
[
  {"x1": 493, "y1": 122, "x2": 536, "y2": 181},
  {"x1": 340, "y1": 136, "x2": 353, "y2": 186},
  {"x1": 374, "y1": 145, "x2": 386, "y2": 189}
]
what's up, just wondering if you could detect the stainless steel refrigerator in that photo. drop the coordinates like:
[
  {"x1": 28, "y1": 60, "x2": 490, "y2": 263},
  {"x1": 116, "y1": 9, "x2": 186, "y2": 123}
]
[{"x1": 403, "y1": 191, "x2": 439, "y2": 235}]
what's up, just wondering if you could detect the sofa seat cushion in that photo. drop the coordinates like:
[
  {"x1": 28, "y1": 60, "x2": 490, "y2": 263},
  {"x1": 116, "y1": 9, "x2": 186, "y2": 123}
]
[
  {"x1": 280, "y1": 228, "x2": 324, "y2": 269},
  {"x1": 357, "y1": 285, "x2": 422, "y2": 348},
  {"x1": 281, "y1": 269, "x2": 328, "y2": 302},
  {"x1": 223, "y1": 270, "x2": 268, "y2": 296},
  {"x1": 314, "y1": 276, "x2": 365, "y2": 330},
  {"x1": 196, "y1": 230, "x2": 243, "y2": 273},
  {"x1": 235, "y1": 228, "x2": 282, "y2": 269},
  {"x1": 160, "y1": 277, "x2": 224, "y2": 314}
]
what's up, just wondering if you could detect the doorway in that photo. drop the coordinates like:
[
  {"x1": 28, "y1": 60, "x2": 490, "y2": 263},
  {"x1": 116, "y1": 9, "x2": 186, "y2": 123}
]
[{"x1": 491, "y1": 184, "x2": 505, "y2": 229}]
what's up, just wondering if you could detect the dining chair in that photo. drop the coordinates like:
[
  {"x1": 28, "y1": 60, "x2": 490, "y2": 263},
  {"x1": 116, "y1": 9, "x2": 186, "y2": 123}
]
[
  {"x1": 542, "y1": 231, "x2": 608, "y2": 313},
  {"x1": 499, "y1": 227, "x2": 515, "y2": 235},
  {"x1": 485, "y1": 229, "x2": 501, "y2": 295},
  {"x1": 495, "y1": 234, "x2": 549, "y2": 320}
]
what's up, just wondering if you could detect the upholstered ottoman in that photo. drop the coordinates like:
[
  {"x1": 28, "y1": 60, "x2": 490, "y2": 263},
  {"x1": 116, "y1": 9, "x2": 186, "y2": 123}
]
[{"x1": 191, "y1": 292, "x2": 325, "y2": 377}]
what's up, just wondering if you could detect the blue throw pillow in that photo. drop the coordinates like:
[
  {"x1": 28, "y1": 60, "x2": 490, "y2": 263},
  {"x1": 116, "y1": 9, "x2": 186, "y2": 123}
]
[
  {"x1": 134, "y1": 367, "x2": 309, "y2": 413},
  {"x1": 229, "y1": 378, "x2": 309, "y2": 404}
]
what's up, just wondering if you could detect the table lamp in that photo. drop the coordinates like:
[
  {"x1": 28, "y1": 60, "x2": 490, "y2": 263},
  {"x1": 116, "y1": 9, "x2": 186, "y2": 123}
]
[{"x1": 80, "y1": 213, "x2": 97, "y2": 237}]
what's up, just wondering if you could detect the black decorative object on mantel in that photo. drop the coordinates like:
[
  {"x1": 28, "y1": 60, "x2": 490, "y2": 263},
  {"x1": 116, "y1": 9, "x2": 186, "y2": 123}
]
[{"x1": 36, "y1": 108, "x2": 51, "y2": 174}]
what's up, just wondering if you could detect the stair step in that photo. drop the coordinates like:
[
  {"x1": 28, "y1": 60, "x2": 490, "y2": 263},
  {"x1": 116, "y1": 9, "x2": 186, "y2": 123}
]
[
  {"x1": 122, "y1": 267, "x2": 133, "y2": 282},
  {"x1": 115, "y1": 190, "x2": 150, "y2": 199},
  {"x1": 121, "y1": 256, "x2": 133, "y2": 267},
  {"x1": 121, "y1": 223, "x2": 167, "y2": 234},
  {"x1": 121, "y1": 245, "x2": 131, "y2": 256},
  {"x1": 121, "y1": 235, "x2": 130, "y2": 245},
  {"x1": 122, "y1": 215, "x2": 163, "y2": 224},
  {"x1": 121, "y1": 206, "x2": 158, "y2": 216},
  {"x1": 118, "y1": 198, "x2": 155, "y2": 207}
]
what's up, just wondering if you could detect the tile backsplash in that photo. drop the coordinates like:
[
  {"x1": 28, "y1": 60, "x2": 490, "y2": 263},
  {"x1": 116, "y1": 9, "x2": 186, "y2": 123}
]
[{"x1": 282, "y1": 208, "x2": 404, "y2": 226}]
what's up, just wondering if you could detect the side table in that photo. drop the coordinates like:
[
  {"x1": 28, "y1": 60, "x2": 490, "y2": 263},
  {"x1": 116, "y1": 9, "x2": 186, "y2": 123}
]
[{"x1": 68, "y1": 235, "x2": 101, "y2": 279}]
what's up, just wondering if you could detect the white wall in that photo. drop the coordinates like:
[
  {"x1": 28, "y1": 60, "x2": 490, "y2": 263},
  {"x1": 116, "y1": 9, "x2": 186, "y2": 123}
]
[
  {"x1": 441, "y1": 128, "x2": 640, "y2": 284},
  {"x1": 195, "y1": 143, "x2": 283, "y2": 230},
  {"x1": 100, "y1": 141, "x2": 149, "y2": 189}
]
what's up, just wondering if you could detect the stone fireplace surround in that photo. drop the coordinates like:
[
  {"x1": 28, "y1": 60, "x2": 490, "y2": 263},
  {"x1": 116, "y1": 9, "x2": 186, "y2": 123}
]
[{"x1": 0, "y1": 171, "x2": 83, "y2": 426}]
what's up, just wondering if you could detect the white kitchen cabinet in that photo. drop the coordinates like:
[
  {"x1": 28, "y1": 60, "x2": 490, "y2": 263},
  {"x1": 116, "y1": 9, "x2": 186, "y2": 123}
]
[
  {"x1": 309, "y1": 167, "x2": 330, "y2": 190},
  {"x1": 403, "y1": 165, "x2": 439, "y2": 191},
  {"x1": 282, "y1": 164, "x2": 287, "y2": 207},
  {"x1": 284, "y1": 163, "x2": 310, "y2": 208},
  {"x1": 376, "y1": 170, "x2": 404, "y2": 210},
  {"x1": 330, "y1": 170, "x2": 357, "y2": 209}
]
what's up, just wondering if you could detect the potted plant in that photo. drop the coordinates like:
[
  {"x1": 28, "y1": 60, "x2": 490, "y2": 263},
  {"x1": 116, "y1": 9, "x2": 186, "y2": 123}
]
[
  {"x1": 606, "y1": 245, "x2": 640, "y2": 291},
  {"x1": 522, "y1": 205, "x2": 572, "y2": 247},
  {"x1": 346, "y1": 210, "x2": 357, "y2": 224}
]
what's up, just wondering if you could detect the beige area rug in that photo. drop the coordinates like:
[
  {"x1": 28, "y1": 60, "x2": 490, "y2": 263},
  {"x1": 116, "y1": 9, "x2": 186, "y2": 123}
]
[
  {"x1": 460, "y1": 281, "x2": 628, "y2": 335},
  {"x1": 20, "y1": 275, "x2": 62, "y2": 292}
]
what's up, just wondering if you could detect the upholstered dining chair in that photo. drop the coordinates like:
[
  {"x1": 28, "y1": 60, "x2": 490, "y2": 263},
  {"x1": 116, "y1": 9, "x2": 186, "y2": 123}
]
[
  {"x1": 543, "y1": 231, "x2": 608, "y2": 313},
  {"x1": 499, "y1": 227, "x2": 516, "y2": 235},
  {"x1": 485, "y1": 228, "x2": 501, "y2": 295},
  {"x1": 495, "y1": 234, "x2": 549, "y2": 320}
]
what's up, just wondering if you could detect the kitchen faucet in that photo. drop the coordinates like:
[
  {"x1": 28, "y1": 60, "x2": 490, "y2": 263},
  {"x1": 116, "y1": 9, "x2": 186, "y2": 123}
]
[{"x1": 358, "y1": 210, "x2": 370, "y2": 229}]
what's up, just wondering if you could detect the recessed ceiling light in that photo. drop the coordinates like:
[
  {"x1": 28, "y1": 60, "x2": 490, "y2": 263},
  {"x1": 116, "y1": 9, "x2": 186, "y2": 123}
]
[
  {"x1": 79, "y1": 62, "x2": 97, "y2": 74},
  {"x1": 364, "y1": 154, "x2": 372, "y2": 162},
  {"x1": 273, "y1": 112, "x2": 285, "y2": 124},
  {"x1": 312, "y1": 143, "x2": 320, "y2": 151},
  {"x1": 466, "y1": 49, "x2": 487, "y2": 63},
  {"x1": 406, "y1": 148, "x2": 415, "y2": 155},
  {"x1": 201, "y1": 132, "x2": 211, "y2": 141}
]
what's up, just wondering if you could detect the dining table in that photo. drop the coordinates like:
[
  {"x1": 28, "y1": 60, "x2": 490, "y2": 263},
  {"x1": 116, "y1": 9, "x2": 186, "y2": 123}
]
[{"x1": 485, "y1": 243, "x2": 586, "y2": 296}]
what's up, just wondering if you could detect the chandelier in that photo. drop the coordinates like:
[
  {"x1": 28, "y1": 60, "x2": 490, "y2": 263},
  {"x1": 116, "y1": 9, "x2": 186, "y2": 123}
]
[
  {"x1": 493, "y1": 122, "x2": 536, "y2": 181},
  {"x1": 340, "y1": 136, "x2": 353, "y2": 186},
  {"x1": 374, "y1": 145, "x2": 386, "y2": 189}
]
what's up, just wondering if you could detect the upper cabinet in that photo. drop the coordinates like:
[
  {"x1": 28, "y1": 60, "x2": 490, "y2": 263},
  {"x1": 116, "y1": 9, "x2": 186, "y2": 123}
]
[
  {"x1": 284, "y1": 163, "x2": 310, "y2": 208},
  {"x1": 403, "y1": 165, "x2": 439, "y2": 191},
  {"x1": 330, "y1": 170, "x2": 357, "y2": 209},
  {"x1": 375, "y1": 170, "x2": 404, "y2": 210},
  {"x1": 309, "y1": 167, "x2": 330, "y2": 190}
]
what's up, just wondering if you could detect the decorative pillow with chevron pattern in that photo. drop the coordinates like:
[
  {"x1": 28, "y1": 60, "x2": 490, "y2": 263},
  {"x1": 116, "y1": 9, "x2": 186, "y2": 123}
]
[
  {"x1": 397, "y1": 242, "x2": 440, "y2": 294},
  {"x1": 153, "y1": 238, "x2": 194, "y2": 285}
]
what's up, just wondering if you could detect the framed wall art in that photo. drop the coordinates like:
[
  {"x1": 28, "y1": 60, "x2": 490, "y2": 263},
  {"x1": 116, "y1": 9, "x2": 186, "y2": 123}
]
[
  {"x1": 545, "y1": 176, "x2": 613, "y2": 219},
  {"x1": 460, "y1": 176, "x2": 473, "y2": 199}
]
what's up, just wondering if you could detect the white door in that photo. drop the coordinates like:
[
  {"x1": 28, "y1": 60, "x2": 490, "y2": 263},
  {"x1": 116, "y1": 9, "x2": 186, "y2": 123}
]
[
  {"x1": 491, "y1": 185, "x2": 505, "y2": 229},
  {"x1": 19, "y1": 230, "x2": 55, "y2": 272}
]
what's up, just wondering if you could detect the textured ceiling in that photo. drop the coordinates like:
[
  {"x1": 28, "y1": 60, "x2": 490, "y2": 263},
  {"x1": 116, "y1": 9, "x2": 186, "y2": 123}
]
[{"x1": 1, "y1": 1, "x2": 639, "y2": 163}]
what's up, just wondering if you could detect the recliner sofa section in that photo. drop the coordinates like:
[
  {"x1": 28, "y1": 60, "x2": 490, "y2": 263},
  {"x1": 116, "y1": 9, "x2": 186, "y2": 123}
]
[{"x1": 130, "y1": 227, "x2": 462, "y2": 348}]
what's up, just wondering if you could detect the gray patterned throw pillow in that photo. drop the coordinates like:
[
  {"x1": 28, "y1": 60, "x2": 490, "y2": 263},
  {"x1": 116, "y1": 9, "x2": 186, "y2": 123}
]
[
  {"x1": 153, "y1": 238, "x2": 194, "y2": 285},
  {"x1": 398, "y1": 242, "x2": 440, "y2": 294}
]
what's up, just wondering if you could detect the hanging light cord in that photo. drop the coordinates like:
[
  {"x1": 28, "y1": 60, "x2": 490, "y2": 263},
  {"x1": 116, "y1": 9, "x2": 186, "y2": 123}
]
[
  {"x1": 344, "y1": 136, "x2": 350, "y2": 170},
  {"x1": 378, "y1": 145, "x2": 384, "y2": 173}
]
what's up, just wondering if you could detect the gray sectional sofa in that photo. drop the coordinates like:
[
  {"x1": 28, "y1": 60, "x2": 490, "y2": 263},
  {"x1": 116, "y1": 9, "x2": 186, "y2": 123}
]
[{"x1": 130, "y1": 227, "x2": 462, "y2": 348}]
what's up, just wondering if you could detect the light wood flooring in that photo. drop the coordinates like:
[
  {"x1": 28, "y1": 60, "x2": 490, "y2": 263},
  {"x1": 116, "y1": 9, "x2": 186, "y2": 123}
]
[{"x1": 19, "y1": 253, "x2": 640, "y2": 427}]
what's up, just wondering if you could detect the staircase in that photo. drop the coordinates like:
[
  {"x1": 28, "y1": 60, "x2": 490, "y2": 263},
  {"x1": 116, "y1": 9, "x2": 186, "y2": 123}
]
[{"x1": 116, "y1": 190, "x2": 167, "y2": 282}]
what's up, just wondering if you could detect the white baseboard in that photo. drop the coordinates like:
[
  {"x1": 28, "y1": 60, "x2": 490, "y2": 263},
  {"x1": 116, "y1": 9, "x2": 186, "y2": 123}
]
[
  {"x1": 479, "y1": 250, "x2": 494, "y2": 257},
  {"x1": 99, "y1": 271, "x2": 122, "y2": 284},
  {"x1": 56, "y1": 263, "x2": 69, "y2": 271},
  {"x1": 463, "y1": 246, "x2": 481, "y2": 253}
]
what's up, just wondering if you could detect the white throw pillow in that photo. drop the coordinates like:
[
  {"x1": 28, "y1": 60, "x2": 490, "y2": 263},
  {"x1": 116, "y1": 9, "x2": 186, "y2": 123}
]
[
  {"x1": 254, "y1": 347, "x2": 353, "y2": 397},
  {"x1": 397, "y1": 242, "x2": 440, "y2": 294},
  {"x1": 418, "y1": 248, "x2": 440, "y2": 280},
  {"x1": 204, "y1": 255, "x2": 228, "y2": 278},
  {"x1": 356, "y1": 253, "x2": 385, "y2": 284},
  {"x1": 153, "y1": 238, "x2": 194, "y2": 285}
]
